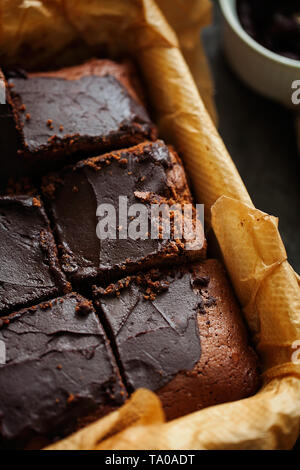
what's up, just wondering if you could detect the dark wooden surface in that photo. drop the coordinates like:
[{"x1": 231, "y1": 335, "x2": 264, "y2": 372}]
[
  {"x1": 202, "y1": 3, "x2": 300, "y2": 275},
  {"x1": 202, "y1": 2, "x2": 300, "y2": 450}
]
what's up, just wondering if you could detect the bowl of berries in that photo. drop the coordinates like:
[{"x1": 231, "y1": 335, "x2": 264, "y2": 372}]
[{"x1": 219, "y1": 0, "x2": 300, "y2": 108}]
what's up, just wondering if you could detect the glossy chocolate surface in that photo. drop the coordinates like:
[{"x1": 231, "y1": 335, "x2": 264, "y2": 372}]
[
  {"x1": 93, "y1": 268, "x2": 203, "y2": 392},
  {"x1": 0, "y1": 196, "x2": 69, "y2": 316},
  {"x1": 0, "y1": 293, "x2": 126, "y2": 449}
]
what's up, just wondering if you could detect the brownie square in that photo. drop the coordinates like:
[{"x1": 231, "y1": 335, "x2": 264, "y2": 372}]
[
  {"x1": 42, "y1": 140, "x2": 206, "y2": 287},
  {"x1": 6, "y1": 59, "x2": 157, "y2": 174},
  {"x1": 0, "y1": 293, "x2": 127, "y2": 449},
  {"x1": 93, "y1": 260, "x2": 260, "y2": 420},
  {"x1": 0, "y1": 195, "x2": 70, "y2": 316}
]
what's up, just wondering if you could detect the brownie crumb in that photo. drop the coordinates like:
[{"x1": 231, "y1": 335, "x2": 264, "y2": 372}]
[
  {"x1": 67, "y1": 394, "x2": 75, "y2": 404},
  {"x1": 32, "y1": 197, "x2": 41, "y2": 208},
  {"x1": 75, "y1": 300, "x2": 92, "y2": 316}
]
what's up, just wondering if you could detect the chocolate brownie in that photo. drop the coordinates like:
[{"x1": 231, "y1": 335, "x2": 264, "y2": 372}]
[
  {"x1": 93, "y1": 260, "x2": 260, "y2": 420},
  {"x1": 5, "y1": 59, "x2": 157, "y2": 174},
  {"x1": 0, "y1": 195, "x2": 70, "y2": 316},
  {"x1": 0, "y1": 293, "x2": 127, "y2": 449},
  {"x1": 42, "y1": 141, "x2": 206, "y2": 287}
]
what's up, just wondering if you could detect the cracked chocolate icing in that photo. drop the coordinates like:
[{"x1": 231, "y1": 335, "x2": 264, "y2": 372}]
[
  {"x1": 94, "y1": 269, "x2": 203, "y2": 392},
  {"x1": 0, "y1": 293, "x2": 126, "y2": 449},
  {"x1": 42, "y1": 141, "x2": 206, "y2": 286},
  {"x1": 93, "y1": 260, "x2": 260, "y2": 419},
  {"x1": 6, "y1": 60, "x2": 156, "y2": 174},
  {"x1": 0, "y1": 196, "x2": 70, "y2": 316}
]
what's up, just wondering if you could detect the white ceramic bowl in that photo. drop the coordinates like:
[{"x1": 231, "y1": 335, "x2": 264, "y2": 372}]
[{"x1": 219, "y1": 0, "x2": 300, "y2": 108}]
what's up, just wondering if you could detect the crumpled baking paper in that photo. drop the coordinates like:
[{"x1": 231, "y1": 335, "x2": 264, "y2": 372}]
[{"x1": 1, "y1": 0, "x2": 299, "y2": 451}]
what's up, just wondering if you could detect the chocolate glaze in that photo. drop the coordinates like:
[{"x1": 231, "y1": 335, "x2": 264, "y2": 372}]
[
  {"x1": 0, "y1": 293, "x2": 126, "y2": 449},
  {"x1": 94, "y1": 269, "x2": 202, "y2": 392},
  {"x1": 6, "y1": 59, "x2": 156, "y2": 175},
  {"x1": 93, "y1": 260, "x2": 260, "y2": 419},
  {"x1": 42, "y1": 141, "x2": 206, "y2": 286},
  {"x1": 0, "y1": 196, "x2": 70, "y2": 316}
]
